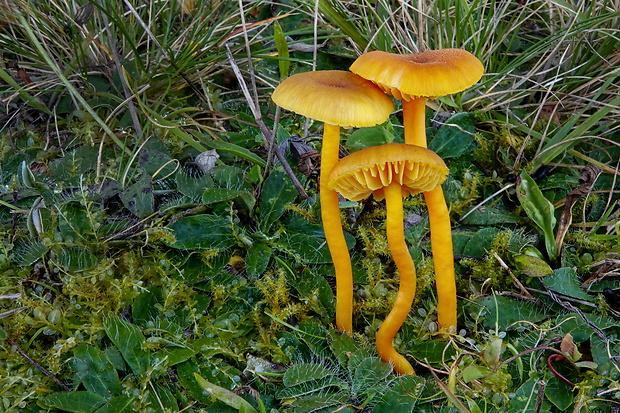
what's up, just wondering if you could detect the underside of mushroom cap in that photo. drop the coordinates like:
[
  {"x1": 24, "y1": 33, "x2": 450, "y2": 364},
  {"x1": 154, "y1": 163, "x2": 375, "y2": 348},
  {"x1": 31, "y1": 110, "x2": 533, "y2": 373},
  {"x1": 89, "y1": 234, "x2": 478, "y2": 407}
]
[
  {"x1": 271, "y1": 70, "x2": 394, "y2": 128},
  {"x1": 350, "y1": 49, "x2": 484, "y2": 101},
  {"x1": 327, "y1": 143, "x2": 449, "y2": 201}
]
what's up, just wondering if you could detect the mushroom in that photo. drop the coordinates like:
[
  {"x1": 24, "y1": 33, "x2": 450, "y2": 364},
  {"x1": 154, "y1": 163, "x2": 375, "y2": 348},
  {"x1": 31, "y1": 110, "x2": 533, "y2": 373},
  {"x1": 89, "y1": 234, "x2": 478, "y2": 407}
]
[
  {"x1": 350, "y1": 49, "x2": 483, "y2": 333},
  {"x1": 272, "y1": 71, "x2": 394, "y2": 335},
  {"x1": 328, "y1": 143, "x2": 449, "y2": 375}
]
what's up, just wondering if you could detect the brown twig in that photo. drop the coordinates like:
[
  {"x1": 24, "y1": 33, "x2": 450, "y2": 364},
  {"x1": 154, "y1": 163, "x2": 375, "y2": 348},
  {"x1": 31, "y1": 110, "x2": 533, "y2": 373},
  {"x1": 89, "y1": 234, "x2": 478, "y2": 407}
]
[
  {"x1": 225, "y1": 46, "x2": 309, "y2": 199},
  {"x1": 5, "y1": 337, "x2": 72, "y2": 391}
]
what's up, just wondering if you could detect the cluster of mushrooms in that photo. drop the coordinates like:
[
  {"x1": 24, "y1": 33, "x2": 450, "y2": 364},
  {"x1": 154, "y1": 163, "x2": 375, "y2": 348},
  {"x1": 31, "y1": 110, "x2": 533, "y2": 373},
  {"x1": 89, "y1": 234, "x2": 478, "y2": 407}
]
[{"x1": 272, "y1": 49, "x2": 484, "y2": 375}]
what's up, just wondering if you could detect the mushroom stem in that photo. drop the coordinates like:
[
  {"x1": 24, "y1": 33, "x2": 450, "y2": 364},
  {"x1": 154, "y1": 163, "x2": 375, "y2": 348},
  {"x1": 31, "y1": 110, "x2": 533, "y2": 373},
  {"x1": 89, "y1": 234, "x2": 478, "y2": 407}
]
[
  {"x1": 424, "y1": 186, "x2": 457, "y2": 333},
  {"x1": 403, "y1": 98, "x2": 457, "y2": 334},
  {"x1": 320, "y1": 123, "x2": 353, "y2": 336},
  {"x1": 402, "y1": 98, "x2": 428, "y2": 147},
  {"x1": 376, "y1": 181, "x2": 416, "y2": 375}
]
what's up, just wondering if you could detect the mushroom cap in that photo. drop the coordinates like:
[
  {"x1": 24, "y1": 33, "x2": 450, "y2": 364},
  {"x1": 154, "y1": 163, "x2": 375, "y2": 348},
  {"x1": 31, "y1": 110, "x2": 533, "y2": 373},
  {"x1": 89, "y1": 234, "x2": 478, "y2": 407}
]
[
  {"x1": 271, "y1": 70, "x2": 394, "y2": 128},
  {"x1": 350, "y1": 49, "x2": 484, "y2": 101},
  {"x1": 327, "y1": 143, "x2": 449, "y2": 201}
]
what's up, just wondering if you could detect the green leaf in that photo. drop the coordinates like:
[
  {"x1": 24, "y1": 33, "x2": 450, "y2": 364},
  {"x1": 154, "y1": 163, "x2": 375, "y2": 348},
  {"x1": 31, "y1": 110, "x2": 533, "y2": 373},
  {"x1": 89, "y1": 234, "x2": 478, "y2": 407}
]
[
  {"x1": 176, "y1": 169, "x2": 214, "y2": 198},
  {"x1": 259, "y1": 170, "x2": 297, "y2": 232},
  {"x1": 166, "y1": 215, "x2": 235, "y2": 250},
  {"x1": 513, "y1": 253, "x2": 553, "y2": 278},
  {"x1": 44, "y1": 391, "x2": 106, "y2": 413},
  {"x1": 283, "y1": 362, "x2": 336, "y2": 387},
  {"x1": 542, "y1": 267, "x2": 595, "y2": 302},
  {"x1": 545, "y1": 375, "x2": 573, "y2": 410},
  {"x1": 429, "y1": 112, "x2": 476, "y2": 159},
  {"x1": 373, "y1": 376, "x2": 426, "y2": 413},
  {"x1": 201, "y1": 188, "x2": 247, "y2": 205},
  {"x1": 245, "y1": 243, "x2": 272, "y2": 278},
  {"x1": 351, "y1": 357, "x2": 392, "y2": 395},
  {"x1": 146, "y1": 383, "x2": 178, "y2": 413},
  {"x1": 462, "y1": 227, "x2": 502, "y2": 258},
  {"x1": 194, "y1": 373, "x2": 258, "y2": 413},
  {"x1": 462, "y1": 365, "x2": 492, "y2": 383},
  {"x1": 120, "y1": 174, "x2": 154, "y2": 219},
  {"x1": 477, "y1": 295, "x2": 548, "y2": 331},
  {"x1": 103, "y1": 317, "x2": 151, "y2": 377},
  {"x1": 516, "y1": 171, "x2": 557, "y2": 260},
  {"x1": 273, "y1": 20, "x2": 290, "y2": 79},
  {"x1": 92, "y1": 395, "x2": 136, "y2": 413},
  {"x1": 345, "y1": 126, "x2": 393, "y2": 151},
  {"x1": 72, "y1": 344, "x2": 122, "y2": 398}
]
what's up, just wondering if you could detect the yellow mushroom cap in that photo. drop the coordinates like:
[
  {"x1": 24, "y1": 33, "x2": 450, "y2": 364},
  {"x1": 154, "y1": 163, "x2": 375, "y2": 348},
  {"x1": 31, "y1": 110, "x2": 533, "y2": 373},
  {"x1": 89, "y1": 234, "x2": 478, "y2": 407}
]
[
  {"x1": 328, "y1": 143, "x2": 449, "y2": 201},
  {"x1": 350, "y1": 49, "x2": 484, "y2": 101},
  {"x1": 271, "y1": 70, "x2": 394, "y2": 128}
]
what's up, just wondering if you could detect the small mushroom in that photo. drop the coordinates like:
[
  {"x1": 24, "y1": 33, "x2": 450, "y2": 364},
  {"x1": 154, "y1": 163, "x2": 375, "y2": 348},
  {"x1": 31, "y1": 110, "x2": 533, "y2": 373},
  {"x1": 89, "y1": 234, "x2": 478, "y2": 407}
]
[
  {"x1": 328, "y1": 143, "x2": 449, "y2": 375},
  {"x1": 272, "y1": 71, "x2": 394, "y2": 335},
  {"x1": 350, "y1": 49, "x2": 484, "y2": 333}
]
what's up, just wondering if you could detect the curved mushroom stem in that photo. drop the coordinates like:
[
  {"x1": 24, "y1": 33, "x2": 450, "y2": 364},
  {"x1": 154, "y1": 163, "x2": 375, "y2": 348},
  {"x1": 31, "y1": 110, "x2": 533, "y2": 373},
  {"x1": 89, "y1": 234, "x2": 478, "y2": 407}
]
[
  {"x1": 320, "y1": 123, "x2": 354, "y2": 336},
  {"x1": 402, "y1": 97, "x2": 457, "y2": 335},
  {"x1": 402, "y1": 97, "x2": 428, "y2": 147},
  {"x1": 424, "y1": 187, "x2": 457, "y2": 333},
  {"x1": 376, "y1": 181, "x2": 416, "y2": 375}
]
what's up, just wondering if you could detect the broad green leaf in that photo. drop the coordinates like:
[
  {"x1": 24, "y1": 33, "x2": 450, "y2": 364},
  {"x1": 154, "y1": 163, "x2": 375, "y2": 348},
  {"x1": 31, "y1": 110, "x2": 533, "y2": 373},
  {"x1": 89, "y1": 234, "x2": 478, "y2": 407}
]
[
  {"x1": 202, "y1": 188, "x2": 247, "y2": 205},
  {"x1": 194, "y1": 373, "x2": 258, "y2": 413},
  {"x1": 351, "y1": 357, "x2": 392, "y2": 395},
  {"x1": 276, "y1": 375, "x2": 349, "y2": 399},
  {"x1": 545, "y1": 375, "x2": 573, "y2": 411},
  {"x1": 245, "y1": 243, "x2": 272, "y2": 278},
  {"x1": 429, "y1": 112, "x2": 476, "y2": 158},
  {"x1": 509, "y1": 378, "x2": 552, "y2": 412},
  {"x1": 328, "y1": 329, "x2": 363, "y2": 367},
  {"x1": 120, "y1": 174, "x2": 154, "y2": 219},
  {"x1": 56, "y1": 247, "x2": 98, "y2": 272},
  {"x1": 345, "y1": 126, "x2": 393, "y2": 150},
  {"x1": 259, "y1": 170, "x2": 297, "y2": 232},
  {"x1": 542, "y1": 267, "x2": 594, "y2": 302},
  {"x1": 516, "y1": 171, "x2": 557, "y2": 260},
  {"x1": 462, "y1": 365, "x2": 492, "y2": 383},
  {"x1": 462, "y1": 227, "x2": 502, "y2": 258},
  {"x1": 92, "y1": 395, "x2": 136, "y2": 413},
  {"x1": 176, "y1": 169, "x2": 214, "y2": 198},
  {"x1": 166, "y1": 215, "x2": 235, "y2": 250},
  {"x1": 153, "y1": 347, "x2": 196, "y2": 368},
  {"x1": 139, "y1": 150, "x2": 176, "y2": 179},
  {"x1": 373, "y1": 376, "x2": 426, "y2": 413},
  {"x1": 283, "y1": 362, "x2": 336, "y2": 387},
  {"x1": 103, "y1": 317, "x2": 151, "y2": 377},
  {"x1": 132, "y1": 288, "x2": 163, "y2": 327},
  {"x1": 146, "y1": 383, "x2": 178, "y2": 413},
  {"x1": 460, "y1": 206, "x2": 522, "y2": 225},
  {"x1": 477, "y1": 295, "x2": 548, "y2": 331},
  {"x1": 72, "y1": 344, "x2": 122, "y2": 398},
  {"x1": 44, "y1": 391, "x2": 106, "y2": 413}
]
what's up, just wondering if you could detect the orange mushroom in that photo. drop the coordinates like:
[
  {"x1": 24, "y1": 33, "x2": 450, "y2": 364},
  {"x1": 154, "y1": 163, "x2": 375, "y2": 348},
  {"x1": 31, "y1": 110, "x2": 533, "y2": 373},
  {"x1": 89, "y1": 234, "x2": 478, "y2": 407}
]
[
  {"x1": 328, "y1": 143, "x2": 449, "y2": 375},
  {"x1": 272, "y1": 71, "x2": 394, "y2": 335},
  {"x1": 350, "y1": 49, "x2": 483, "y2": 333}
]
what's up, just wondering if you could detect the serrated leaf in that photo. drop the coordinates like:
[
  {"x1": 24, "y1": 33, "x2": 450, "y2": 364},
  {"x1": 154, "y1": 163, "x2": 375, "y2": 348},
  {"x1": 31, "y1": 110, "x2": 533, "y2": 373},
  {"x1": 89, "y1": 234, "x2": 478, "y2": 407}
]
[
  {"x1": 44, "y1": 391, "x2": 106, "y2": 413},
  {"x1": 103, "y1": 317, "x2": 151, "y2": 377},
  {"x1": 72, "y1": 344, "x2": 122, "y2": 398}
]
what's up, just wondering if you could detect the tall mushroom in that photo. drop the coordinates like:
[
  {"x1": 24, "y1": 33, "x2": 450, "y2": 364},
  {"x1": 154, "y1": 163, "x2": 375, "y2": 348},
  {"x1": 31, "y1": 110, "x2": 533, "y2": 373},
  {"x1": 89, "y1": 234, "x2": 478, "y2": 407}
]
[
  {"x1": 350, "y1": 49, "x2": 483, "y2": 333},
  {"x1": 272, "y1": 71, "x2": 394, "y2": 335},
  {"x1": 328, "y1": 143, "x2": 449, "y2": 375}
]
